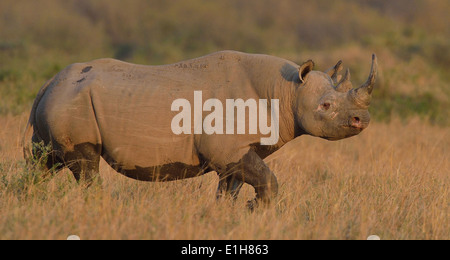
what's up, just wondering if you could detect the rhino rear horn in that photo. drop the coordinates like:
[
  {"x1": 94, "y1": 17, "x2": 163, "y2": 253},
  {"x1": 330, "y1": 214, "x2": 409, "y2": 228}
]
[{"x1": 335, "y1": 68, "x2": 353, "y2": 93}]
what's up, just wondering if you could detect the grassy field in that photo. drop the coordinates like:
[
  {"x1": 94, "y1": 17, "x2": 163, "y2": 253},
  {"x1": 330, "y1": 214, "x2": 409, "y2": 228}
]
[
  {"x1": 0, "y1": 115, "x2": 448, "y2": 240},
  {"x1": 0, "y1": 0, "x2": 449, "y2": 240}
]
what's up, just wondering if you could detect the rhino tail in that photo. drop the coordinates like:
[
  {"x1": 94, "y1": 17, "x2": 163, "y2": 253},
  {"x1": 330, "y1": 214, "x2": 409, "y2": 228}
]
[
  {"x1": 22, "y1": 75, "x2": 56, "y2": 166},
  {"x1": 22, "y1": 119, "x2": 34, "y2": 166}
]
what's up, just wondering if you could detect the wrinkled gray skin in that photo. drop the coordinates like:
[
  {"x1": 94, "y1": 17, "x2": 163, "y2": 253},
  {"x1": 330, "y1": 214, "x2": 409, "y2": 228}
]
[{"x1": 23, "y1": 51, "x2": 377, "y2": 205}]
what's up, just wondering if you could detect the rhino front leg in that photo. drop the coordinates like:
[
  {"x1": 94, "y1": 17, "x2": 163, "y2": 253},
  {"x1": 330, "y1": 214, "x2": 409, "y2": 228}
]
[
  {"x1": 227, "y1": 149, "x2": 278, "y2": 205},
  {"x1": 216, "y1": 175, "x2": 244, "y2": 201}
]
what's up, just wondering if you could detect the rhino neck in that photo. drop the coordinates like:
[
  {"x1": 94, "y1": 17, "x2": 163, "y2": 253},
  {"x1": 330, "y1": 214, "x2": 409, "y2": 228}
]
[
  {"x1": 242, "y1": 55, "x2": 299, "y2": 149},
  {"x1": 270, "y1": 78, "x2": 298, "y2": 148}
]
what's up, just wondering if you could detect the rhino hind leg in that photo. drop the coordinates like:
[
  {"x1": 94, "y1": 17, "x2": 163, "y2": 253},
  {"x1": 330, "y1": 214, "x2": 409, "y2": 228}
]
[{"x1": 64, "y1": 143, "x2": 102, "y2": 186}]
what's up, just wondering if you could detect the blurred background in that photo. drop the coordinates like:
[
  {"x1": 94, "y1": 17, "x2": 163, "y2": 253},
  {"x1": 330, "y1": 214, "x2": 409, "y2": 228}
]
[{"x1": 0, "y1": 0, "x2": 449, "y2": 125}]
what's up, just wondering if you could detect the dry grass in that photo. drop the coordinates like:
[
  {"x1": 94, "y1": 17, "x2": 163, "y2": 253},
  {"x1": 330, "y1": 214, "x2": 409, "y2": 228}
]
[
  {"x1": 0, "y1": 114, "x2": 448, "y2": 240},
  {"x1": 0, "y1": 0, "x2": 448, "y2": 240}
]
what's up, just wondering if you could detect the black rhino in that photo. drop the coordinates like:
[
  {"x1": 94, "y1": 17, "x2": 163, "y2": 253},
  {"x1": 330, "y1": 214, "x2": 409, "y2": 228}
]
[{"x1": 23, "y1": 51, "x2": 377, "y2": 205}]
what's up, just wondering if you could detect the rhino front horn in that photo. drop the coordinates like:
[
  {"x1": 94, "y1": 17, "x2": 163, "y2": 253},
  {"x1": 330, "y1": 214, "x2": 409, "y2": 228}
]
[{"x1": 350, "y1": 54, "x2": 378, "y2": 107}]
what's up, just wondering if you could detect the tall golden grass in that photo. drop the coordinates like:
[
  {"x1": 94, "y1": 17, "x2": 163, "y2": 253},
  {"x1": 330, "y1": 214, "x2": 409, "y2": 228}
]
[{"x1": 0, "y1": 114, "x2": 447, "y2": 240}]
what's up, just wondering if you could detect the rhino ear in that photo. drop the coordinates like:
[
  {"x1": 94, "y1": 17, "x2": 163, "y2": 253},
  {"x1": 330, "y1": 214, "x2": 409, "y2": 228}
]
[{"x1": 299, "y1": 60, "x2": 315, "y2": 83}]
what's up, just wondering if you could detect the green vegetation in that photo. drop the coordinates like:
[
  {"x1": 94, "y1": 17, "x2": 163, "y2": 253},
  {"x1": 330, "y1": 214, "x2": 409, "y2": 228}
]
[
  {"x1": 0, "y1": 0, "x2": 448, "y2": 124},
  {"x1": 0, "y1": 142, "x2": 59, "y2": 198}
]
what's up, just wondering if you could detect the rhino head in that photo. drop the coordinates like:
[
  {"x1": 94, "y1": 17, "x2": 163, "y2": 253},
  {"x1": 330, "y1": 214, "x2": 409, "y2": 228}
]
[{"x1": 295, "y1": 55, "x2": 378, "y2": 141}]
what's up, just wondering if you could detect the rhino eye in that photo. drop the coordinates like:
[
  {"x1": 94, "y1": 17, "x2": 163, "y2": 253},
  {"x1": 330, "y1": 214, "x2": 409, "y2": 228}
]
[{"x1": 321, "y1": 102, "x2": 331, "y2": 111}]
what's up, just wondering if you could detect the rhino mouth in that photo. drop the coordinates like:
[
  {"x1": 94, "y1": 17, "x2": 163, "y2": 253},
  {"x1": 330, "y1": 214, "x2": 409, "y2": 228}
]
[
  {"x1": 318, "y1": 124, "x2": 365, "y2": 141},
  {"x1": 343, "y1": 118, "x2": 369, "y2": 131},
  {"x1": 344, "y1": 124, "x2": 365, "y2": 131},
  {"x1": 322, "y1": 136, "x2": 342, "y2": 141}
]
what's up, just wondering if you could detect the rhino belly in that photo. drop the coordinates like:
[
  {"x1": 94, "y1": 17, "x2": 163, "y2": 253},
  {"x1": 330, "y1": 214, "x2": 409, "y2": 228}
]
[
  {"x1": 109, "y1": 160, "x2": 207, "y2": 182},
  {"x1": 99, "y1": 130, "x2": 204, "y2": 181},
  {"x1": 95, "y1": 106, "x2": 203, "y2": 181}
]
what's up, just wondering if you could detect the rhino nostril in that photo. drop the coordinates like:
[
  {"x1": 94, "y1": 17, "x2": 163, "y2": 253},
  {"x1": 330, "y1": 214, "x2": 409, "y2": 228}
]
[{"x1": 350, "y1": 116, "x2": 364, "y2": 130}]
